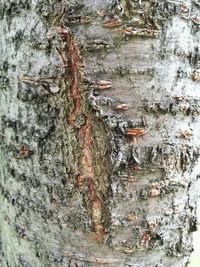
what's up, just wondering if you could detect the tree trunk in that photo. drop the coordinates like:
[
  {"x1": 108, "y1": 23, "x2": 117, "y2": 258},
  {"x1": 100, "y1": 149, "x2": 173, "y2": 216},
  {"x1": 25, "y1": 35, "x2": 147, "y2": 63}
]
[{"x1": 0, "y1": 0, "x2": 200, "y2": 266}]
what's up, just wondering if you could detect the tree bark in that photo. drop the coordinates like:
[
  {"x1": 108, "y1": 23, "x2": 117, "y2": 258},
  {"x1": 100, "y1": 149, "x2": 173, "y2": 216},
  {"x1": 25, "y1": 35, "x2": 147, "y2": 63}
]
[{"x1": 0, "y1": 0, "x2": 200, "y2": 266}]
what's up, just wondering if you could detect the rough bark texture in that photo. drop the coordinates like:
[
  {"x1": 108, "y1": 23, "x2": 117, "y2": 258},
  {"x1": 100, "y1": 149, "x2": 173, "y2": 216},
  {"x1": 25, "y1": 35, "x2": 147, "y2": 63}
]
[{"x1": 0, "y1": 0, "x2": 200, "y2": 266}]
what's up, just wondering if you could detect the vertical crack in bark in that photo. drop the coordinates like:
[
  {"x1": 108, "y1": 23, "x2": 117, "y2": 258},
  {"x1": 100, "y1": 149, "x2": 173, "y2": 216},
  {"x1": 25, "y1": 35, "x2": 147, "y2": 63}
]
[
  {"x1": 58, "y1": 27, "x2": 83, "y2": 125},
  {"x1": 79, "y1": 118, "x2": 105, "y2": 234},
  {"x1": 58, "y1": 28, "x2": 110, "y2": 236},
  {"x1": 79, "y1": 117, "x2": 94, "y2": 178}
]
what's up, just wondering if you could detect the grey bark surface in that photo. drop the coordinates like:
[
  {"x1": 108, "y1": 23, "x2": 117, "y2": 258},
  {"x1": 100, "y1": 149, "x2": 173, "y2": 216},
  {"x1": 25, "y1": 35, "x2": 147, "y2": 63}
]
[{"x1": 0, "y1": 0, "x2": 200, "y2": 266}]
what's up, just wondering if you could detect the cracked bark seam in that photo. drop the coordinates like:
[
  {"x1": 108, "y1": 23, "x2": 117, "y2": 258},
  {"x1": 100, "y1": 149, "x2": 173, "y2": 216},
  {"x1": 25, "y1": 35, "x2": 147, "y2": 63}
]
[{"x1": 58, "y1": 27, "x2": 110, "y2": 237}]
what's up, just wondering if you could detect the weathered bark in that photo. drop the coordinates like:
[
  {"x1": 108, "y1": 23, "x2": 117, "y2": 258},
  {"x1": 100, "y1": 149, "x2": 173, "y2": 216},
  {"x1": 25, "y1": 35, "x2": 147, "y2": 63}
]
[{"x1": 0, "y1": 0, "x2": 200, "y2": 266}]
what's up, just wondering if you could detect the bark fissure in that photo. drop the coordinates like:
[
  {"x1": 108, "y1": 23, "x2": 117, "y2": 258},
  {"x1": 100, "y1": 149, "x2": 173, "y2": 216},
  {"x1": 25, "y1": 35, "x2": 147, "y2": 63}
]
[
  {"x1": 1, "y1": 0, "x2": 200, "y2": 266},
  {"x1": 58, "y1": 27, "x2": 111, "y2": 235},
  {"x1": 58, "y1": 27, "x2": 83, "y2": 125},
  {"x1": 79, "y1": 118, "x2": 106, "y2": 234}
]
